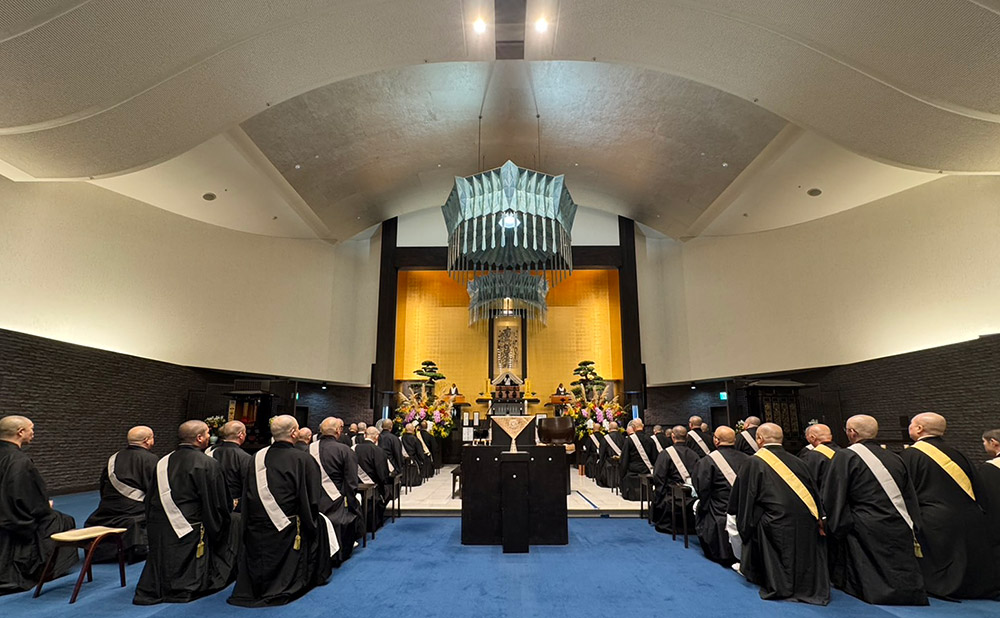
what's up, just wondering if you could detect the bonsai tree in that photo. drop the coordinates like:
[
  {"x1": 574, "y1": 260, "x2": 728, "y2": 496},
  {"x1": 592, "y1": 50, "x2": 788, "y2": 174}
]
[
  {"x1": 413, "y1": 360, "x2": 446, "y2": 384},
  {"x1": 570, "y1": 360, "x2": 606, "y2": 401}
]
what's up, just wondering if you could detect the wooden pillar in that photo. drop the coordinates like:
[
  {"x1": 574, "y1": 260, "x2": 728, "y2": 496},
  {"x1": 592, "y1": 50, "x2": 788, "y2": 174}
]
[
  {"x1": 373, "y1": 218, "x2": 398, "y2": 416},
  {"x1": 618, "y1": 216, "x2": 644, "y2": 404}
]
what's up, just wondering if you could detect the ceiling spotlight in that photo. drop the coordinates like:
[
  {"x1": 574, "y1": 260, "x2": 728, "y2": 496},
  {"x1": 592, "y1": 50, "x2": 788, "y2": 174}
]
[
  {"x1": 321, "y1": 382, "x2": 327, "y2": 390},
  {"x1": 690, "y1": 383, "x2": 697, "y2": 390},
  {"x1": 474, "y1": 18, "x2": 486, "y2": 34},
  {"x1": 535, "y1": 17, "x2": 548, "y2": 33},
  {"x1": 294, "y1": 164, "x2": 301, "y2": 170},
  {"x1": 721, "y1": 162, "x2": 729, "y2": 168},
  {"x1": 807, "y1": 188, "x2": 823, "y2": 197},
  {"x1": 202, "y1": 192, "x2": 217, "y2": 201}
]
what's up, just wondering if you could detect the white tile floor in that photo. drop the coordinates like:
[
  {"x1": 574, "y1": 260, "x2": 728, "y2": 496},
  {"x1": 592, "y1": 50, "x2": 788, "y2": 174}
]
[{"x1": 399, "y1": 464, "x2": 641, "y2": 517}]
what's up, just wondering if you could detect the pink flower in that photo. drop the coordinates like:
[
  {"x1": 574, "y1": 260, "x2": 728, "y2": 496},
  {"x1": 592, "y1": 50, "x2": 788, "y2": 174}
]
[
  {"x1": 419, "y1": 409, "x2": 427, "y2": 419},
  {"x1": 433, "y1": 411, "x2": 442, "y2": 423},
  {"x1": 582, "y1": 409, "x2": 590, "y2": 418}
]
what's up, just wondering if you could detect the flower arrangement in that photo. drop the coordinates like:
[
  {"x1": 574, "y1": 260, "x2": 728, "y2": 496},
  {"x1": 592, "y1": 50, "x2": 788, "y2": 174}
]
[
  {"x1": 562, "y1": 396, "x2": 629, "y2": 440},
  {"x1": 204, "y1": 415, "x2": 226, "y2": 436},
  {"x1": 394, "y1": 383, "x2": 454, "y2": 438}
]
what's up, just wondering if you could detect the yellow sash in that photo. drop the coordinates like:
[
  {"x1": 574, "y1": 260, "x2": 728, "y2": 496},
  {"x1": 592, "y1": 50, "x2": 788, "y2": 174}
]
[
  {"x1": 755, "y1": 447, "x2": 819, "y2": 520},
  {"x1": 813, "y1": 444, "x2": 836, "y2": 460},
  {"x1": 911, "y1": 440, "x2": 975, "y2": 501}
]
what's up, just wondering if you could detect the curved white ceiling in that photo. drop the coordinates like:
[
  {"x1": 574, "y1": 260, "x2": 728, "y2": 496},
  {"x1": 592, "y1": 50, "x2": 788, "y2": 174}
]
[{"x1": 1, "y1": 0, "x2": 998, "y2": 181}]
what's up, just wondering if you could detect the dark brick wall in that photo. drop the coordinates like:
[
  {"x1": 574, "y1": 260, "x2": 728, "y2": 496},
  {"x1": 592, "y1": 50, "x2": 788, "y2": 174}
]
[
  {"x1": 0, "y1": 327, "x2": 214, "y2": 494},
  {"x1": 786, "y1": 335, "x2": 1000, "y2": 462},
  {"x1": 298, "y1": 383, "x2": 372, "y2": 432},
  {"x1": 645, "y1": 383, "x2": 728, "y2": 429}
]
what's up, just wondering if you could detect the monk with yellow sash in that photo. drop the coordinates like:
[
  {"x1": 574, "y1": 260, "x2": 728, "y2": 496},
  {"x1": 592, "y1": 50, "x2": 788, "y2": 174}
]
[
  {"x1": 729, "y1": 423, "x2": 830, "y2": 605},
  {"x1": 798, "y1": 424, "x2": 841, "y2": 493},
  {"x1": 978, "y1": 429, "x2": 1000, "y2": 546},
  {"x1": 900, "y1": 413, "x2": 1000, "y2": 600}
]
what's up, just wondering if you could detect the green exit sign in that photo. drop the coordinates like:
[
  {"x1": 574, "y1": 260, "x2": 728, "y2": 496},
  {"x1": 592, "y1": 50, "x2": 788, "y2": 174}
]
[{"x1": 719, "y1": 392, "x2": 727, "y2": 401}]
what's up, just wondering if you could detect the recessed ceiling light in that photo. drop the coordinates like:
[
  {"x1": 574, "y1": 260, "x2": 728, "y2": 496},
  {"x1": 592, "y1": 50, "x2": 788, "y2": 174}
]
[
  {"x1": 807, "y1": 188, "x2": 822, "y2": 197},
  {"x1": 294, "y1": 164, "x2": 301, "y2": 170},
  {"x1": 535, "y1": 18, "x2": 548, "y2": 33},
  {"x1": 474, "y1": 18, "x2": 486, "y2": 34},
  {"x1": 574, "y1": 162, "x2": 579, "y2": 166},
  {"x1": 721, "y1": 162, "x2": 729, "y2": 167},
  {"x1": 202, "y1": 192, "x2": 216, "y2": 201}
]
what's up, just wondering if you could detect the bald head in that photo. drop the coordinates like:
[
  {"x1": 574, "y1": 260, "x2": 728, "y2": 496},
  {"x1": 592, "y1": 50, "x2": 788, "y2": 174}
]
[
  {"x1": 756, "y1": 423, "x2": 783, "y2": 446},
  {"x1": 909, "y1": 412, "x2": 946, "y2": 441},
  {"x1": 179, "y1": 420, "x2": 210, "y2": 447},
  {"x1": 845, "y1": 415, "x2": 879, "y2": 443},
  {"x1": 0, "y1": 415, "x2": 34, "y2": 446},
  {"x1": 270, "y1": 415, "x2": 299, "y2": 442},
  {"x1": 127, "y1": 425, "x2": 154, "y2": 449},
  {"x1": 381, "y1": 419, "x2": 394, "y2": 431},
  {"x1": 219, "y1": 421, "x2": 246, "y2": 442},
  {"x1": 713, "y1": 426, "x2": 736, "y2": 446},
  {"x1": 805, "y1": 424, "x2": 833, "y2": 446},
  {"x1": 365, "y1": 426, "x2": 380, "y2": 441},
  {"x1": 319, "y1": 417, "x2": 343, "y2": 437},
  {"x1": 608, "y1": 422, "x2": 618, "y2": 431},
  {"x1": 297, "y1": 427, "x2": 313, "y2": 444},
  {"x1": 671, "y1": 425, "x2": 688, "y2": 443},
  {"x1": 688, "y1": 416, "x2": 702, "y2": 429},
  {"x1": 744, "y1": 416, "x2": 761, "y2": 429}
]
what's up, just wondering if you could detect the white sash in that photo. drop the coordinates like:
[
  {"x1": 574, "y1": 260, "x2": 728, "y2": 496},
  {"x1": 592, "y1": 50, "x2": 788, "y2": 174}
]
[
  {"x1": 690, "y1": 431, "x2": 711, "y2": 455},
  {"x1": 590, "y1": 434, "x2": 601, "y2": 450},
  {"x1": 309, "y1": 441, "x2": 343, "y2": 503},
  {"x1": 848, "y1": 443, "x2": 916, "y2": 533},
  {"x1": 205, "y1": 446, "x2": 216, "y2": 457},
  {"x1": 628, "y1": 434, "x2": 654, "y2": 474},
  {"x1": 989, "y1": 457, "x2": 1000, "y2": 469},
  {"x1": 652, "y1": 436, "x2": 664, "y2": 453},
  {"x1": 254, "y1": 447, "x2": 292, "y2": 531},
  {"x1": 416, "y1": 431, "x2": 431, "y2": 456},
  {"x1": 708, "y1": 450, "x2": 737, "y2": 486},
  {"x1": 351, "y1": 444, "x2": 376, "y2": 485},
  {"x1": 806, "y1": 444, "x2": 815, "y2": 450},
  {"x1": 603, "y1": 434, "x2": 622, "y2": 457},
  {"x1": 156, "y1": 452, "x2": 194, "y2": 538},
  {"x1": 740, "y1": 430, "x2": 759, "y2": 452},
  {"x1": 108, "y1": 452, "x2": 145, "y2": 502},
  {"x1": 665, "y1": 446, "x2": 691, "y2": 484},
  {"x1": 318, "y1": 512, "x2": 340, "y2": 558}
]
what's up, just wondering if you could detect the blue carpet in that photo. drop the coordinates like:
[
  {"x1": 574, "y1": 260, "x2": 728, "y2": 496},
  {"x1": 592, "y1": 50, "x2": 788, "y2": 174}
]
[{"x1": 1, "y1": 491, "x2": 995, "y2": 617}]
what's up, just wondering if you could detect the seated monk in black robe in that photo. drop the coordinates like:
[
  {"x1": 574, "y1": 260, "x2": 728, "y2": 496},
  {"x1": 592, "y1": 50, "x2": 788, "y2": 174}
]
[
  {"x1": 378, "y1": 419, "x2": 405, "y2": 494},
  {"x1": 685, "y1": 415, "x2": 714, "y2": 458},
  {"x1": 354, "y1": 427, "x2": 390, "y2": 532},
  {"x1": 85, "y1": 425, "x2": 158, "y2": 563},
  {"x1": 618, "y1": 419, "x2": 656, "y2": 501},
  {"x1": 229, "y1": 415, "x2": 335, "y2": 607},
  {"x1": 900, "y1": 413, "x2": 1000, "y2": 600},
  {"x1": 400, "y1": 425, "x2": 426, "y2": 487},
  {"x1": 0, "y1": 415, "x2": 77, "y2": 595},
  {"x1": 312, "y1": 417, "x2": 361, "y2": 565},
  {"x1": 822, "y1": 415, "x2": 927, "y2": 605},
  {"x1": 418, "y1": 422, "x2": 436, "y2": 478},
  {"x1": 205, "y1": 420, "x2": 252, "y2": 577},
  {"x1": 133, "y1": 420, "x2": 233, "y2": 605},
  {"x1": 597, "y1": 423, "x2": 625, "y2": 488},
  {"x1": 729, "y1": 423, "x2": 829, "y2": 605},
  {"x1": 652, "y1": 426, "x2": 700, "y2": 534},
  {"x1": 584, "y1": 427, "x2": 603, "y2": 479},
  {"x1": 691, "y1": 426, "x2": 748, "y2": 564},
  {"x1": 799, "y1": 424, "x2": 841, "y2": 492},
  {"x1": 733, "y1": 417, "x2": 761, "y2": 456},
  {"x1": 979, "y1": 428, "x2": 1000, "y2": 546}
]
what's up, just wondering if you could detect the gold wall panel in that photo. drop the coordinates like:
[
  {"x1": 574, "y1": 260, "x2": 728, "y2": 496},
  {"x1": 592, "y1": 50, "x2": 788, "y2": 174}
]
[{"x1": 395, "y1": 270, "x2": 622, "y2": 418}]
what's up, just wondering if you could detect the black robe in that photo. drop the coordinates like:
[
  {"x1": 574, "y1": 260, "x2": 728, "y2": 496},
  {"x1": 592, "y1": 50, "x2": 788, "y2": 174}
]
[
  {"x1": 0, "y1": 441, "x2": 78, "y2": 595},
  {"x1": 692, "y1": 446, "x2": 748, "y2": 563},
  {"x1": 584, "y1": 432, "x2": 603, "y2": 479},
  {"x1": 208, "y1": 440, "x2": 251, "y2": 512},
  {"x1": 380, "y1": 430, "x2": 405, "y2": 474},
  {"x1": 652, "y1": 433, "x2": 671, "y2": 451},
  {"x1": 977, "y1": 458, "x2": 1000, "y2": 548},
  {"x1": 400, "y1": 434, "x2": 427, "y2": 487},
  {"x1": 730, "y1": 445, "x2": 830, "y2": 605},
  {"x1": 340, "y1": 432, "x2": 356, "y2": 448},
  {"x1": 228, "y1": 442, "x2": 333, "y2": 607},
  {"x1": 799, "y1": 442, "x2": 841, "y2": 492},
  {"x1": 312, "y1": 436, "x2": 361, "y2": 564},
  {"x1": 418, "y1": 430, "x2": 436, "y2": 477},
  {"x1": 133, "y1": 445, "x2": 232, "y2": 605},
  {"x1": 597, "y1": 432, "x2": 625, "y2": 488},
  {"x1": 85, "y1": 445, "x2": 158, "y2": 562},
  {"x1": 822, "y1": 441, "x2": 927, "y2": 605},
  {"x1": 420, "y1": 429, "x2": 440, "y2": 472},
  {"x1": 686, "y1": 428, "x2": 714, "y2": 458},
  {"x1": 651, "y1": 444, "x2": 700, "y2": 533},
  {"x1": 354, "y1": 440, "x2": 390, "y2": 532},
  {"x1": 900, "y1": 437, "x2": 1000, "y2": 599},
  {"x1": 734, "y1": 426, "x2": 759, "y2": 456},
  {"x1": 619, "y1": 433, "x2": 656, "y2": 501}
]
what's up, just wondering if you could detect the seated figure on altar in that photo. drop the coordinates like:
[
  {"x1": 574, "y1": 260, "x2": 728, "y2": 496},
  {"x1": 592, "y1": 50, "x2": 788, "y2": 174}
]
[{"x1": 490, "y1": 372, "x2": 525, "y2": 415}]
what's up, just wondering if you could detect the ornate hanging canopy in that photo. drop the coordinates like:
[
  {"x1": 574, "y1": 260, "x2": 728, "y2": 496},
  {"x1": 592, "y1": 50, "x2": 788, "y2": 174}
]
[{"x1": 442, "y1": 161, "x2": 578, "y2": 325}]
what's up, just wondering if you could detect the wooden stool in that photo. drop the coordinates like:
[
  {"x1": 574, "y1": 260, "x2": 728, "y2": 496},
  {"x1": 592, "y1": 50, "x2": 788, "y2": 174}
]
[
  {"x1": 34, "y1": 526, "x2": 127, "y2": 604},
  {"x1": 451, "y1": 465, "x2": 462, "y2": 499}
]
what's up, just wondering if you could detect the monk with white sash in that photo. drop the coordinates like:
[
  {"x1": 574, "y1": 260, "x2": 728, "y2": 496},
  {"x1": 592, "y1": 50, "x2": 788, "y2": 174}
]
[
  {"x1": 597, "y1": 422, "x2": 625, "y2": 488},
  {"x1": 85, "y1": 425, "x2": 158, "y2": 563},
  {"x1": 311, "y1": 416, "x2": 361, "y2": 565},
  {"x1": 979, "y1": 428, "x2": 1000, "y2": 545},
  {"x1": 652, "y1": 426, "x2": 701, "y2": 534},
  {"x1": 821, "y1": 415, "x2": 927, "y2": 605},
  {"x1": 133, "y1": 421, "x2": 232, "y2": 605},
  {"x1": 900, "y1": 413, "x2": 1000, "y2": 600},
  {"x1": 619, "y1": 419, "x2": 656, "y2": 501},
  {"x1": 354, "y1": 426, "x2": 391, "y2": 532},
  {"x1": 228, "y1": 415, "x2": 335, "y2": 607},
  {"x1": 729, "y1": 423, "x2": 829, "y2": 605},
  {"x1": 692, "y1": 426, "x2": 748, "y2": 564},
  {"x1": 734, "y1": 416, "x2": 761, "y2": 456},
  {"x1": 686, "y1": 415, "x2": 714, "y2": 458},
  {"x1": 400, "y1": 424, "x2": 427, "y2": 487},
  {"x1": 585, "y1": 426, "x2": 603, "y2": 479}
]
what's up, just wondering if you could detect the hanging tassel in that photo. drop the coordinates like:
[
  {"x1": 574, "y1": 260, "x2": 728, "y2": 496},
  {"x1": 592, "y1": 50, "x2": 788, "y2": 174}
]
[
  {"x1": 293, "y1": 516, "x2": 301, "y2": 551},
  {"x1": 196, "y1": 524, "x2": 205, "y2": 558}
]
